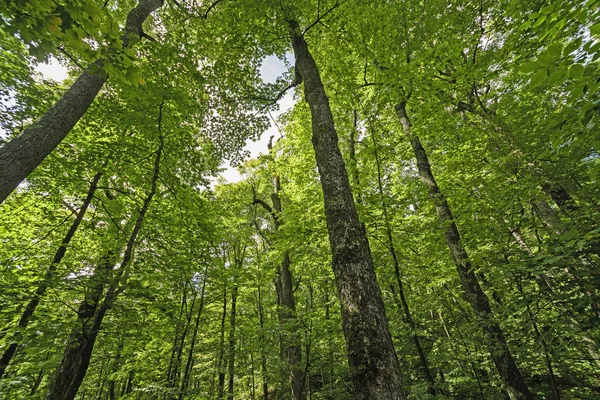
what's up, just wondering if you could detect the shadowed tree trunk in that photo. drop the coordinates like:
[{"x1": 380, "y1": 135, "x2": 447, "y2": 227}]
[
  {"x1": 252, "y1": 139, "x2": 305, "y2": 400},
  {"x1": 216, "y1": 287, "x2": 228, "y2": 400},
  {"x1": 369, "y1": 124, "x2": 437, "y2": 395},
  {"x1": 44, "y1": 130, "x2": 163, "y2": 400},
  {"x1": 227, "y1": 285, "x2": 238, "y2": 400},
  {"x1": 0, "y1": 0, "x2": 164, "y2": 203},
  {"x1": 257, "y1": 283, "x2": 269, "y2": 400},
  {"x1": 287, "y1": 18, "x2": 406, "y2": 400},
  {"x1": 0, "y1": 171, "x2": 102, "y2": 379},
  {"x1": 179, "y1": 265, "x2": 209, "y2": 399},
  {"x1": 395, "y1": 101, "x2": 533, "y2": 400}
]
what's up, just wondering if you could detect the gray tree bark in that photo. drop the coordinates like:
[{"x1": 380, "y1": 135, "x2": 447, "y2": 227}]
[
  {"x1": 287, "y1": 19, "x2": 406, "y2": 400},
  {"x1": 252, "y1": 149, "x2": 305, "y2": 400},
  {"x1": 0, "y1": 0, "x2": 164, "y2": 203},
  {"x1": 395, "y1": 101, "x2": 533, "y2": 400}
]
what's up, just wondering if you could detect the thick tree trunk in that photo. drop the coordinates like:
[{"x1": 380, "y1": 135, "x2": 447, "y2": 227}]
[
  {"x1": 227, "y1": 285, "x2": 238, "y2": 400},
  {"x1": 395, "y1": 101, "x2": 533, "y2": 400},
  {"x1": 288, "y1": 20, "x2": 406, "y2": 400},
  {"x1": 43, "y1": 254, "x2": 116, "y2": 400},
  {"x1": 370, "y1": 125, "x2": 437, "y2": 394},
  {"x1": 0, "y1": 171, "x2": 102, "y2": 379},
  {"x1": 44, "y1": 134, "x2": 163, "y2": 400},
  {"x1": 0, "y1": 0, "x2": 164, "y2": 203}
]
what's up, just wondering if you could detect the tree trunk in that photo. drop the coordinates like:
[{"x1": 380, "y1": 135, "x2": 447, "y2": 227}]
[
  {"x1": 395, "y1": 101, "x2": 532, "y2": 400},
  {"x1": 227, "y1": 285, "x2": 238, "y2": 400},
  {"x1": 253, "y1": 141, "x2": 306, "y2": 400},
  {"x1": 288, "y1": 19, "x2": 406, "y2": 400},
  {"x1": 179, "y1": 265, "x2": 209, "y2": 399},
  {"x1": 44, "y1": 133, "x2": 163, "y2": 400},
  {"x1": 370, "y1": 124, "x2": 437, "y2": 394},
  {"x1": 0, "y1": 0, "x2": 164, "y2": 203},
  {"x1": 257, "y1": 284, "x2": 269, "y2": 400},
  {"x1": 217, "y1": 287, "x2": 228, "y2": 400},
  {"x1": 0, "y1": 171, "x2": 102, "y2": 379},
  {"x1": 167, "y1": 287, "x2": 189, "y2": 389},
  {"x1": 108, "y1": 337, "x2": 124, "y2": 400}
]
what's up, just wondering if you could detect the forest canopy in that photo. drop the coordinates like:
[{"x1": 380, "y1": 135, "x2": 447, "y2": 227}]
[{"x1": 0, "y1": 0, "x2": 599, "y2": 399}]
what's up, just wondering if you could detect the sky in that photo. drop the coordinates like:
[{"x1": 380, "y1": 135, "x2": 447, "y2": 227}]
[
  {"x1": 35, "y1": 54, "x2": 296, "y2": 183},
  {"x1": 219, "y1": 54, "x2": 295, "y2": 183}
]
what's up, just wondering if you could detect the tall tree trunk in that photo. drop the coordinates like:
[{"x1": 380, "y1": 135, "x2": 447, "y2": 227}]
[
  {"x1": 179, "y1": 265, "x2": 209, "y2": 399},
  {"x1": 370, "y1": 124, "x2": 437, "y2": 394},
  {"x1": 217, "y1": 287, "x2": 228, "y2": 400},
  {"x1": 395, "y1": 101, "x2": 533, "y2": 400},
  {"x1": 0, "y1": 0, "x2": 164, "y2": 203},
  {"x1": 253, "y1": 140, "x2": 305, "y2": 400},
  {"x1": 257, "y1": 284, "x2": 269, "y2": 400},
  {"x1": 169, "y1": 289, "x2": 197, "y2": 396},
  {"x1": 44, "y1": 131, "x2": 163, "y2": 400},
  {"x1": 0, "y1": 171, "x2": 102, "y2": 379},
  {"x1": 167, "y1": 287, "x2": 189, "y2": 388},
  {"x1": 227, "y1": 285, "x2": 238, "y2": 400},
  {"x1": 108, "y1": 337, "x2": 124, "y2": 400},
  {"x1": 287, "y1": 20, "x2": 406, "y2": 400}
]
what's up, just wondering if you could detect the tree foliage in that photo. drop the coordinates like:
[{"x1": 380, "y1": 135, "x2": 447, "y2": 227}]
[{"x1": 0, "y1": 0, "x2": 599, "y2": 399}]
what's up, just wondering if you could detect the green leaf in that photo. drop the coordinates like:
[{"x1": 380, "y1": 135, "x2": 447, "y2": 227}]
[
  {"x1": 533, "y1": 14, "x2": 547, "y2": 28},
  {"x1": 591, "y1": 22, "x2": 600, "y2": 36},
  {"x1": 569, "y1": 63, "x2": 584, "y2": 79},
  {"x1": 519, "y1": 60, "x2": 540, "y2": 73},
  {"x1": 529, "y1": 69, "x2": 547, "y2": 88}
]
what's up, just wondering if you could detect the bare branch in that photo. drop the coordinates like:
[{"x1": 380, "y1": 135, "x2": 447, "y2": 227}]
[{"x1": 302, "y1": 0, "x2": 349, "y2": 37}]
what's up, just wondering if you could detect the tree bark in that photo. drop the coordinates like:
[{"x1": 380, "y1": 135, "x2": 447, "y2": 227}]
[
  {"x1": 0, "y1": 171, "x2": 102, "y2": 379},
  {"x1": 253, "y1": 142, "x2": 306, "y2": 400},
  {"x1": 369, "y1": 126, "x2": 436, "y2": 394},
  {"x1": 227, "y1": 285, "x2": 238, "y2": 400},
  {"x1": 44, "y1": 133, "x2": 163, "y2": 400},
  {"x1": 287, "y1": 20, "x2": 406, "y2": 400},
  {"x1": 179, "y1": 265, "x2": 209, "y2": 399},
  {"x1": 257, "y1": 284, "x2": 269, "y2": 400},
  {"x1": 0, "y1": 0, "x2": 164, "y2": 203},
  {"x1": 395, "y1": 101, "x2": 533, "y2": 400},
  {"x1": 217, "y1": 287, "x2": 228, "y2": 400}
]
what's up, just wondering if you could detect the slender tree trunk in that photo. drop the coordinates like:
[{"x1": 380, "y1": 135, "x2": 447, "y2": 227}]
[
  {"x1": 253, "y1": 143, "x2": 306, "y2": 400},
  {"x1": 179, "y1": 266, "x2": 209, "y2": 399},
  {"x1": 44, "y1": 132, "x2": 163, "y2": 400},
  {"x1": 287, "y1": 20, "x2": 406, "y2": 399},
  {"x1": 370, "y1": 124, "x2": 437, "y2": 394},
  {"x1": 0, "y1": 171, "x2": 102, "y2": 379},
  {"x1": 257, "y1": 285, "x2": 269, "y2": 400},
  {"x1": 108, "y1": 337, "x2": 124, "y2": 400},
  {"x1": 516, "y1": 279, "x2": 560, "y2": 400},
  {"x1": 227, "y1": 285, "x2": 238, "y2": 400},
  {"x1": 30, "y1": 368, "x2": 44, "y2": 396},
  {"x1": 510, "y1": 227, "x2": 600, "y2": 370},
  {"x1": 169, "y1": 290, "x2": 197, "y2": 396},
  {"x1": 217, "y1": 287, "x2": 228, "y2": 400},
  {"x1": 167, "y1": 288, "x2": 189, "y2": 388},
  {"x1": 0, "y1": 0, "x2": 164, "y2": 203},
  {"x1": 395, "y1": 101, "x2": 532, "y2": 400}
]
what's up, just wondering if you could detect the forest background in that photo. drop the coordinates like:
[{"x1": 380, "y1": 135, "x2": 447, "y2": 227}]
[{"x1": 0, "y1": 0, "x2": 599, "y2": 399}]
